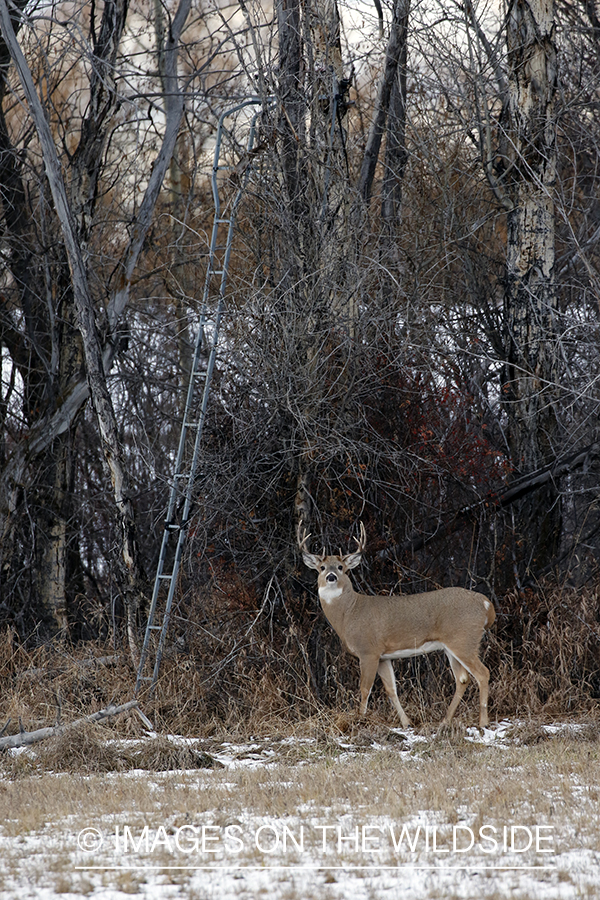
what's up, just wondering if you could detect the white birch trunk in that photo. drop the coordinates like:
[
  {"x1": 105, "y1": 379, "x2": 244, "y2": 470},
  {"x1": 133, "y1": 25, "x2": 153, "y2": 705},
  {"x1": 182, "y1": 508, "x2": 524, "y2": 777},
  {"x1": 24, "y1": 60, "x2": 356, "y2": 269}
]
[{"x1": 504, "y1": 0, "x2": 560, "y2": 570}]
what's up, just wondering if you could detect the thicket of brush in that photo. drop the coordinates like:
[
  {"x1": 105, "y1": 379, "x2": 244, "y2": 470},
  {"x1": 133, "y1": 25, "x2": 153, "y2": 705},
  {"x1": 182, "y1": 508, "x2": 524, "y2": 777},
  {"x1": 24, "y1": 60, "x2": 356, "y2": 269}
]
[{"x1": 1, "y1": 579, "x2": 599, "y2": 745}]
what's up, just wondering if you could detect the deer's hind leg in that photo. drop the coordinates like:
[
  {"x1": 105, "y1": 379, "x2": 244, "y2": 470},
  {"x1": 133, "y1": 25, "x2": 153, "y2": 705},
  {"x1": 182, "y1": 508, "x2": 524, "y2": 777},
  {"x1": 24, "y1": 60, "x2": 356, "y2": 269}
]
[
  {"x1": 445, "y1": 649, "x2": 490, "y2": 728},
  {"x1": 441, "y1": 651, "x2": 470, "y2": 726}
]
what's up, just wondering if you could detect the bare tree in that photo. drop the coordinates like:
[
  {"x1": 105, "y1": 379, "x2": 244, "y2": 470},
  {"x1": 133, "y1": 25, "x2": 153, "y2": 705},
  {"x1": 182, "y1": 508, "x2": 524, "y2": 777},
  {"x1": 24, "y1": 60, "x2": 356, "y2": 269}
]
[
  {"x1": 502, "y1": 0, "x2": 560, "y2": 572},
  {"x1": 357, "y1": 0, "x2": 410, "y2": 213},
  {"x1": 1, "y1": 0, "x2": 599, "y2": 702},
  {"x1": 0, "y1": 0, "x2": 191, "y2": 649}
]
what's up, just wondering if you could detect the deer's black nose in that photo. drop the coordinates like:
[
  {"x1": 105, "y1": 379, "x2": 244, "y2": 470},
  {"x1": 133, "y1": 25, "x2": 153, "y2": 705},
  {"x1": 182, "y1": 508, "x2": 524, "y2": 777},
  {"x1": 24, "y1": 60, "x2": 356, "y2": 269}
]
[{"x1": 326, "y1": 573, "x2": 338, "y2": 583}]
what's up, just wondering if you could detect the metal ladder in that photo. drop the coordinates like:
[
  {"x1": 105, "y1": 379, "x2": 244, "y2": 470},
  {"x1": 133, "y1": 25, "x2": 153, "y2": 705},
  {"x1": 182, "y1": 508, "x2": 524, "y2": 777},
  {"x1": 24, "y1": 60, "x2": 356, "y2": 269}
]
[{"x1": 134, "y1": 98, "x2": 270, "y2": 697}]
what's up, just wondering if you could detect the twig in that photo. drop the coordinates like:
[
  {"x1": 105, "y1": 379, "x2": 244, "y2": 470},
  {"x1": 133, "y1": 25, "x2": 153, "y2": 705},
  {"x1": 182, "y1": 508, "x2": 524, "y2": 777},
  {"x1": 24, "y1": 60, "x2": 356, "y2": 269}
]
[{"x1": 133, "y1": 706, "x2": 155, "y2": 730}]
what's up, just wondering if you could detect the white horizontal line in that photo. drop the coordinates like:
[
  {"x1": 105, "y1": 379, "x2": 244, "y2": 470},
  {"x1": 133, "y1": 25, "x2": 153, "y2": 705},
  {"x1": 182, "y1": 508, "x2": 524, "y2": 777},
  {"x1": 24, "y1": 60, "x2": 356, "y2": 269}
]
[{"x1": 75, "y1": 864, "x2": 557, "y2": 872}]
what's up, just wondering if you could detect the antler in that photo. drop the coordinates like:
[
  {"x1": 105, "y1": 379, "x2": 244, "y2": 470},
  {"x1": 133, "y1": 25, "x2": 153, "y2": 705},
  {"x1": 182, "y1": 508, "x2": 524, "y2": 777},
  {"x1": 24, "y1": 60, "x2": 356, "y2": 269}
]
[
  {"x1": 355, "y1": 521, "x2": 367, "y2": 554},
  {"x1": 299, "y1": 521, "x2": 366, "y2": 557},
  {"x1": 297, "y1": 521, "x2": 311, "y2": 553},
  {"x1": 297, "y1": 521, "x2": 327, "y2": 562}
]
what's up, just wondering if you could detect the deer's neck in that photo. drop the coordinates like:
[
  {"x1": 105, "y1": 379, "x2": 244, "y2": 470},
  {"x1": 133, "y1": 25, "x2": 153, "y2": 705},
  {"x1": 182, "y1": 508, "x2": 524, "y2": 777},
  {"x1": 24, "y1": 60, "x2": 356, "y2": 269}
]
[
  {"x1": 318, "y1": 583, "x2": 343, "y2": 604},
  {"x1": 318, "y1": 584, "x2": 355, "y2": 634}
]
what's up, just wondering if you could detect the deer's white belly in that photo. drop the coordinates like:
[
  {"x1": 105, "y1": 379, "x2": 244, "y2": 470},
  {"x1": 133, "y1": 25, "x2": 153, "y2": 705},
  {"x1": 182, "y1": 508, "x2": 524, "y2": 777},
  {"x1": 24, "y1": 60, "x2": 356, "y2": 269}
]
[{"x1": 381, "y1": 641, "x2": 446, "y2": 659}]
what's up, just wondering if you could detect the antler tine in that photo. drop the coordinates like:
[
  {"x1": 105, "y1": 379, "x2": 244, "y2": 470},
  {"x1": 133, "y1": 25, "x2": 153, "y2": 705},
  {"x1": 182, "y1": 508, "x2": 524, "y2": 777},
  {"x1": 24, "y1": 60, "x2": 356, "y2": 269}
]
[
  {"x1": 296, "y1": 520, "x2": 311, "y2": 552},
  {"x1": 355, "y1": 521, "x2": 367, "y2": 554}
]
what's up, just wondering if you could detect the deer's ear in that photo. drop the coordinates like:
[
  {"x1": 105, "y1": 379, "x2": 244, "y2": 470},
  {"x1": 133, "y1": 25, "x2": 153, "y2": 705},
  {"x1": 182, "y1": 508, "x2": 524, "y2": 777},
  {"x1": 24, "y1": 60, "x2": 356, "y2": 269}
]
[
  {"x1": 342, "y1": 551, "x2": 362, "y2": 571},
  {"x1": 302, "y1": 551, "x2": 324, "y2": 571}
]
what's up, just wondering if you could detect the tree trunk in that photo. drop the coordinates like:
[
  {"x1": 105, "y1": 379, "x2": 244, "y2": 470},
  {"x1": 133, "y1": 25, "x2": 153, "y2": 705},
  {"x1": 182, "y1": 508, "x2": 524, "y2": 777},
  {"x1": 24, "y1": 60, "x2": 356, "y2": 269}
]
[
  {"x1": 0, "y1": 0, "x2": 191, "y2": 650},
  {"x1": 33, "y1": 281, "x2": 83, "y2": 638},
  {"x1": 503, "y1": 0, "x2": 560, "y2": 575},
  {"x1": 1, "y1": 3, "x2": 83, "y2": 636},
  {"x1": 357, "y1": 0, "x2": 411, "y2": 205},
  {"x1": 277, "y1": 0, "x2": 304, "y2": 216},
  {"x1": 380, "y1": 0, "x2": 410, "y2": 229}
]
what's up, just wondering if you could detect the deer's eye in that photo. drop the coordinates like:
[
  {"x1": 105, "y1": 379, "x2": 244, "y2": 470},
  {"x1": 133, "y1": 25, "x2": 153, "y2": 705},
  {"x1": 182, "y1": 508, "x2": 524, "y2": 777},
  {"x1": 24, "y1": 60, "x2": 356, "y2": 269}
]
[
  {"x1": 338, "y1": 565, "x2": 343, "y2": 571},
  {"x1": 320, "y1": 566, "x2": 325, "y2": 572}
]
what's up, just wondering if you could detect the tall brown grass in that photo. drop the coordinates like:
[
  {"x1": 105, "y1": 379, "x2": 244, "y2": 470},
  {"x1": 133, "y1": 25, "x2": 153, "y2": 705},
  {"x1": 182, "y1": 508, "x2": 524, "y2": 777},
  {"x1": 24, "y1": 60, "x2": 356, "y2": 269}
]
[{"x1": 0, "y1": 580, "x2": 598, "y2": 742}]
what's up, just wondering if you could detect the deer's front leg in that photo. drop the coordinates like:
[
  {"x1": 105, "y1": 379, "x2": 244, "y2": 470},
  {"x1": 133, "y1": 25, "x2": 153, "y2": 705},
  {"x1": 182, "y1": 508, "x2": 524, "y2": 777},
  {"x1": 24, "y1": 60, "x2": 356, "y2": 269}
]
[
  {"x1": 377, "y1": 659, "x2": 411, "y2": 728},
  {"x1": 358, "y1": 655, "x2": 380, "y2": 716}
]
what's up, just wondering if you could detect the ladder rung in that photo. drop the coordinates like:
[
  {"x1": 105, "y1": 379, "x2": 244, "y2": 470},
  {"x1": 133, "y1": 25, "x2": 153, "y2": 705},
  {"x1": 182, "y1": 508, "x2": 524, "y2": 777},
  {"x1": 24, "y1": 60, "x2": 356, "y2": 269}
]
[
  {"x1": 147, "y1": 625, "x2": 163, "y2": 631},
  {"x1": 158, "y1": 573, "x2": 173, "y2": 580}
]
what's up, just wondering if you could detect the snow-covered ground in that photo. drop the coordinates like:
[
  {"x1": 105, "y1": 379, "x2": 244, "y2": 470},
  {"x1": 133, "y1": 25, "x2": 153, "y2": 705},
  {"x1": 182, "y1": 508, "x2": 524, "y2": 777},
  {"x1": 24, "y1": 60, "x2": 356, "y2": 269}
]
[{"x1": 1, "y1": 721, "x2": 598, "y2": 899}]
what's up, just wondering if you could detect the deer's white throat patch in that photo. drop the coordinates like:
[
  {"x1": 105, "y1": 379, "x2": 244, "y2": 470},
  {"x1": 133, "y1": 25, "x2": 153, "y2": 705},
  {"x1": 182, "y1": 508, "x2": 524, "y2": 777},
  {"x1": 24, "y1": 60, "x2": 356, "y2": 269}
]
[{"x1": 319, "y1": 584, "x2": 343, "y2": 603}]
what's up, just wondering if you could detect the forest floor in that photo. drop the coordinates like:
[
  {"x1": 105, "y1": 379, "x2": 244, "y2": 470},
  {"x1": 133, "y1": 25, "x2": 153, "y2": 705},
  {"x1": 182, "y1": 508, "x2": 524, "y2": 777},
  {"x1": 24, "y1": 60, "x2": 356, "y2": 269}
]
[{"x1": 0, "y1": 718, "x2": 599, "y2": 899}]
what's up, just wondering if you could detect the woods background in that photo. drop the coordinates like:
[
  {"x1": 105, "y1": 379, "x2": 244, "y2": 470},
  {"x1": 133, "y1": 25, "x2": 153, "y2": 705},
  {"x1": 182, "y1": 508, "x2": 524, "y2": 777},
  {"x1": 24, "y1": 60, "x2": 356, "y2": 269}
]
[{"x1": 1, "y1": 0, "x2": 599, "y2": 723}]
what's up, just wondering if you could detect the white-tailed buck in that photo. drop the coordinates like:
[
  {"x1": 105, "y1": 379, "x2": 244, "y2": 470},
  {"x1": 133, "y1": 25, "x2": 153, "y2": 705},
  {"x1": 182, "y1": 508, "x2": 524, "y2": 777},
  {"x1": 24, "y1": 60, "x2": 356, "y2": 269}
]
[{"x1": 299, "y1": 523, "x2": 495, "y2": 728}]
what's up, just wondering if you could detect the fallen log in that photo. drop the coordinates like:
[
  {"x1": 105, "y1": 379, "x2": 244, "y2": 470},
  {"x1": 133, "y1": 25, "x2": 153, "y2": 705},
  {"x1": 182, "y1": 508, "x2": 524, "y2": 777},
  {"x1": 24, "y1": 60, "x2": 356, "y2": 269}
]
[{"x1": 0, "y1": 700, "x2": 140, "y2": 750}]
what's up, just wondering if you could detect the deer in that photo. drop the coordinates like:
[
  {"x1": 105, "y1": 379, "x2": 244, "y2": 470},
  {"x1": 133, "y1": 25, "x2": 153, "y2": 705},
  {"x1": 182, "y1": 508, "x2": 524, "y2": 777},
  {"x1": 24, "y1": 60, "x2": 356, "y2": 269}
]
[{"x1": 299, "y1": 523, "x2": 495, "y2": 728}]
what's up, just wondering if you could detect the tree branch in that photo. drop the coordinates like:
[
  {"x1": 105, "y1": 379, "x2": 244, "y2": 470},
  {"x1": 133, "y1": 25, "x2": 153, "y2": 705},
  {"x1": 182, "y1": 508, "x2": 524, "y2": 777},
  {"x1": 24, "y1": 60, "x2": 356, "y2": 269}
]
[
  {"x1": 0, "y1": 700, "x2": 140, "y2": 750},
  {"x1": 379, "y1": 441, "x2": 600, "y2": 558},
  {"x1": 108, "y1": 0, "x2": 192, "y2": 334}
]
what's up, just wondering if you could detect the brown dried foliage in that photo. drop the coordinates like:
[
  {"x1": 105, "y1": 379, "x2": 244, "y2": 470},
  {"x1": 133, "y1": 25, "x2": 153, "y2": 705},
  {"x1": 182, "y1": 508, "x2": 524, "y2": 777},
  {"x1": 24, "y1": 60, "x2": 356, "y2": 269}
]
[{"x1": 0, "y1": 581, "x2": 598, "y2": 754}]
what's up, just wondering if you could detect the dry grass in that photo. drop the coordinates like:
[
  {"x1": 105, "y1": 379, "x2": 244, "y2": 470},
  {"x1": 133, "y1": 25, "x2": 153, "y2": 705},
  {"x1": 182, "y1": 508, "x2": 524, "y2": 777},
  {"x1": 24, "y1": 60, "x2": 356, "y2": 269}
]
[
  {"x1": 1, "y1": 723, "x2": 599, "y2": 833},
  {"x1": 0, "y1": 724, "x2": 222, "y2": 780},
  {"x1": 2, "y1": 580, "x2": 594, "y2": 894},
  {"x1": 0, "y1": 581, "x2": 598, "y2": 748},
  {"x1": 0, "y1": 722, "x2": 599, "y2": 899}
]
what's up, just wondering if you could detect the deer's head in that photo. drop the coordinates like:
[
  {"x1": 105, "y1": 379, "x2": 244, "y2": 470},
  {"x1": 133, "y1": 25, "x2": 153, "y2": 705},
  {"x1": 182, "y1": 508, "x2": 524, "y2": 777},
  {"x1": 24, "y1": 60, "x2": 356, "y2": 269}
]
[{"x1": 298, "y1": 523, "x2": 366, "y2": 600}]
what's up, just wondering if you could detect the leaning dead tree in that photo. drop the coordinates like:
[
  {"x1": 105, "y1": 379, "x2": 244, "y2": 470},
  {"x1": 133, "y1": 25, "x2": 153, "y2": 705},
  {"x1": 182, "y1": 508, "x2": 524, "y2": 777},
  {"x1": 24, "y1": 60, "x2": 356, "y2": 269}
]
[
  {"x1": 0, "y1": 0, "x2": 192, "y2": 652},
  {"x1": 0, "y1": 700, "x2": 143, "y2": 750}
]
